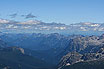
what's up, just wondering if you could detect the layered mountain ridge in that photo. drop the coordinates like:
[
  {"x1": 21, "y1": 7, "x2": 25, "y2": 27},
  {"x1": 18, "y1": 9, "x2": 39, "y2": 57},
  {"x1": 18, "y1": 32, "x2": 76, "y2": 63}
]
[
  {"x1": 58, "y1": 34, "x2": 104, "y2": 69},
  {"x1": 1, "y1": 30, "x2": 104, "y2": 69},
  {"x1": 0, "y1": 38, "x2": 52, "y2": 69}
]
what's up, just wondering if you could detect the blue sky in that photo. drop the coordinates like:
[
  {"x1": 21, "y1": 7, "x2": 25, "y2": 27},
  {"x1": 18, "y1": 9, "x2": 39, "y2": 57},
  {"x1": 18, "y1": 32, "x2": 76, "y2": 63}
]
[{"x1": 0, "y1": 0, "x2": 104, "y2": 24}]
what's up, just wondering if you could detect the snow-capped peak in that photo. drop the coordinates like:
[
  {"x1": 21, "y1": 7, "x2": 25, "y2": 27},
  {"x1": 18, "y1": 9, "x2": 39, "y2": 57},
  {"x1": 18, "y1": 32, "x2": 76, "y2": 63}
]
[
  {"x1": 18, "y1": 20, "x2": 41, "y2": 25},
  {"x1": 0, "y1": 19, "x2": 10, "y2": 23}
]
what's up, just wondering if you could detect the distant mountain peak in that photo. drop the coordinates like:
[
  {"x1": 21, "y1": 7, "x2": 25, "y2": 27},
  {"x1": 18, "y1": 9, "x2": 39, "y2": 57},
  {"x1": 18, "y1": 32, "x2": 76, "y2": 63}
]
[
  {"x1": 0, "y1": 19, "x2": 104, "y2": 35},
  {"x1": 0, "y1": 19, "x2": 10, "y2": 23},
  {"x1": 18, "y1": 20, "x2": 41, "y2": 25}
]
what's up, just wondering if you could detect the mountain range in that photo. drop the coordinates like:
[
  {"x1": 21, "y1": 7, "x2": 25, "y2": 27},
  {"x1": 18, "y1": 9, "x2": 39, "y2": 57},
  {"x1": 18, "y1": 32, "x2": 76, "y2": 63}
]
[
  {"x1": 0, "y1": 19, "x2": 104, "y2": 35},
  {"x1": 0, "y1": 39, "x2": 53, "y2": 69},
  {"x1": 0, "y1": 19, "x2": 104, "y2": 69},
  {"x1": 58, "y1": 34, "x2": 104, "y2": 69},
  {"x1": 0, "y1": 32, "x2": 104, "y2": 69}
]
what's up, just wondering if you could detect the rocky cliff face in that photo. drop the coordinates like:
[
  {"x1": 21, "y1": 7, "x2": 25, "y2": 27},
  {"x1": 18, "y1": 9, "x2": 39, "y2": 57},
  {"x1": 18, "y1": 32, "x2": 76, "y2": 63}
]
[
  {"x1": 62, "y1": 59, "x2": 104, "y2": 69},
  {"x1": 58, "y1": 34, "x2": 104, "y2": 69},
  {"x1": 2, "y1": 46, "x2": 25, "y2": 54},
  {"x1": 65, "y1": 35, "x2": 104, "y2": 53},
  {"x1": 58, "y1": 52, "x2": 83, "y2": 69}
]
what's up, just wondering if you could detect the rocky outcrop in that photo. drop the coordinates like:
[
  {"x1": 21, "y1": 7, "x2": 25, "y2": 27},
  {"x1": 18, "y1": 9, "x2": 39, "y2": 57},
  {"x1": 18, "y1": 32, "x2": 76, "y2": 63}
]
[
  {"x1": 58, "y1": 52, "x2": 83, "y2": 69},
  {"x1": 58, "y1": 34, "x2": 104, "y2": 69}
]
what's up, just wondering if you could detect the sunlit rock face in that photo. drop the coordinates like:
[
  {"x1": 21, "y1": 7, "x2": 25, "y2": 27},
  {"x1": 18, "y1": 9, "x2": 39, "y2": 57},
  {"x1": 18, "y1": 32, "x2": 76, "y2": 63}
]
[
  {"x1": 58, "y1": 34, "x2": 104, "y2": 69},
  {"x1": 3, "y1": 46, "x2": 25, "y2": 54}
]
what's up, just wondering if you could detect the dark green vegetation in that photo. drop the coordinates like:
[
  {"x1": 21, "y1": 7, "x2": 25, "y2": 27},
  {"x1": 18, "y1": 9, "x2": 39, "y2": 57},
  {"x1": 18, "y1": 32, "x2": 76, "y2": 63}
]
[
  {"x1": 0, "y1": 40, "x2": 52, "y2": 69},
  {"x1": 0, "y1": 47, "x2": 51, "y2": 69},
  {"x1": 0, "y1": 33, "x2": 71, "y2": 65},
  {"x1": 0, "y1": 33, "x2": 104, "y2": 69}
]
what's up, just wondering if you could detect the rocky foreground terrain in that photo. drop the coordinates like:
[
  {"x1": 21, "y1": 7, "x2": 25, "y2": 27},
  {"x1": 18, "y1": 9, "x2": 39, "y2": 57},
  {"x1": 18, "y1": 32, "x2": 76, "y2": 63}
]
[{"x1": 58, "y1": 34, "x2": 104, "y2": 69}]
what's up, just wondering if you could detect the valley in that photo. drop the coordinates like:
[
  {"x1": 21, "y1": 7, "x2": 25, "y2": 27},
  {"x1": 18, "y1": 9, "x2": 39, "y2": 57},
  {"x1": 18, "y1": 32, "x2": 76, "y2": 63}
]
[{"x1": 0, "y1": 32, "x2": 104, "y2": 69}]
